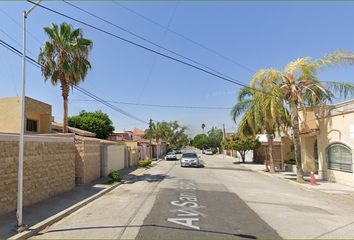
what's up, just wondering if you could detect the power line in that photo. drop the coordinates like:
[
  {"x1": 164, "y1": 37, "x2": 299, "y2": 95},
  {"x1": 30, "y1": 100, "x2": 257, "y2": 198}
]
[
  {"x1": 0, "y1": 7, "x2": 43, "y2": 45},
  {"x1": 134, "y1": 1, "x2": 179, "y2": 113},
  {"x1": 61, "y1": 0, "x2": 250, "y2": 90},
  {"x1": 0, "y1": 38, "x2": 149, "y2": 124},
  {"x1": 74, "y1": 86, "x2": 149, "y2": 124},
  {"x1": 111, "y1": 1, "x2": 256, "y2": 74},
  {"x1": 27, "y1": 0, "x2": 252, "y2": 90},
  {"x1": 0, "y1": 29, "x2": 37, "y2": 59},
  {"x1": 29, "y1": 1, "x2": 286, "y2": 102},
  {"x1": 70, "y1": 99, "x2": 232, "y2": 109}
]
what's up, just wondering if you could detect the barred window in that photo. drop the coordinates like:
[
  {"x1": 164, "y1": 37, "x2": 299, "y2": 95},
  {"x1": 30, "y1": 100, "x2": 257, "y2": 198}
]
[{"x1": 326, "y1": 144, "x2": 352, "y2": 173}]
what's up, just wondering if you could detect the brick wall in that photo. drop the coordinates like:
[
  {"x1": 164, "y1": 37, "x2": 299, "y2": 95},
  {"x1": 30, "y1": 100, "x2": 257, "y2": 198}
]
[
  {"x1": 75, "y1": 138, "x2": 100, "y2": 184},
  {"x1": 0, "y1": 134, "x2": 75, "y2": 216}
]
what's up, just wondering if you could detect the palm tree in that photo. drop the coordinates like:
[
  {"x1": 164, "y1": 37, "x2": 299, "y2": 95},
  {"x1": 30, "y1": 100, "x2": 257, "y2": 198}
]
[
  {"x1": 144, "y1": 121, "x2": 171, "y2": 158},
  {"x1": 251, "y1": 50, "x2": 354, "y2": 181},
  {"x1": 38, "y1": 22, "x2": 93, "y2": 133},
  {"x1": 201, "y1": 123, "x2": 205, "y2": 134},
  {"x1": 232, "y1": 80, "x2": 290, "y2": 172}
]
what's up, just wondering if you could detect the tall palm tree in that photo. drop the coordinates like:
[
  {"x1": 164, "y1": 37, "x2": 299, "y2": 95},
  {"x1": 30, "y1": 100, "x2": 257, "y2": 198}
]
[
  {"x1": 38, "y1": 22, "x2": 93, "y2": 133},
  {"x1": 251, "y1": 50, "x2": 354, "y2": 181},
  {"x1": 232, "y1": 78, "x2": 290, "y2": 172},
  {"x1": 201, "y1": 123, "x2": 205, "y2": 134}
]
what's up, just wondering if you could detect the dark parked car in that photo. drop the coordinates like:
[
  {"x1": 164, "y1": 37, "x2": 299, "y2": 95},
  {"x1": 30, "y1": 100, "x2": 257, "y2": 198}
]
[
  {"x1": 174, "y1": 149, "x2": 182, "y2": 154},
  {"x1": 180, "y1": 152, "x2": 200, "y2": 167}
]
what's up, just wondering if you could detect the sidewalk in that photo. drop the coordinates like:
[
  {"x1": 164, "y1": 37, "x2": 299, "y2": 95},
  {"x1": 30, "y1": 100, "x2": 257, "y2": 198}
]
[
  {"x1": 237, "y1": 159, "x2": 354, "y2": 206},
  {"x1": 212, "y1": 153, "x2": 354, "y2": 205},
  {"x1": 0, "y1": 166, "x2": 150, "y2": 240}
]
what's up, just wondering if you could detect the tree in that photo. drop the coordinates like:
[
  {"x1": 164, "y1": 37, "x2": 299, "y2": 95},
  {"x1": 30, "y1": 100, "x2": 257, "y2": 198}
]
[
  {"x1": 251, "y1": 50, "x2": 354, "y2": 181},
  {"x1": 206, "y1": 130, "x2": 223, "y2": 149},
  {"x1": 143, "y1": 121, "x2": 171, "y2": 158},
  {"x1": 232, "y1": 72, "x2": 291, "y2": 172},
  {"x1": 166, "y1": 121, "x2": 189, "y2": 150},
  {"x1": 221, "y1": 134, "x2": 261, "y2": 163},
  {"x1": 38, "y1": 22, "x2": 93, "y2": 133},
  {"x1": 201, "y1": 123, "x2": 205, "y2": 134},
  {"x1": 192, "y1": 134, "x2": 207, "y2": 149},
  {"x1": 68, "y1": 110, "x2": 115, "y2": 139}
]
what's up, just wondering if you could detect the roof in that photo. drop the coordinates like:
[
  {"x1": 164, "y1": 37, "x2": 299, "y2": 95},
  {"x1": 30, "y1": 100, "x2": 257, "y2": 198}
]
[
  {"x1": 133, "y1": 127, "x2": 145, "y2": 136},
  {"x1": 300, "y1": 128, "x2": 320, "y2": 135},
  {"x1": 51, "y1": 122, "x2": 96, "y2": 137},
  {"x1": 74, "y1": 135, "x2": 117, "y2": 145}
]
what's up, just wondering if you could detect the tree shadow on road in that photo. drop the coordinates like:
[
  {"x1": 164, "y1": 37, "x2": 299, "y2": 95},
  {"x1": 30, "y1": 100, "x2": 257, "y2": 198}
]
[
  {"x1": 35, "y1": 224, "x2": 258, "y2": 239},
  {"x1": 123, "y1": 173, "x2": 176, "y2": 184}
]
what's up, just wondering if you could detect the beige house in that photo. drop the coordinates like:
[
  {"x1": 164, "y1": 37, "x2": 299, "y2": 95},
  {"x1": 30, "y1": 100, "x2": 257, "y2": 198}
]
[
  {"x1": 282, "y1": 99, "x2": 354, "y2": 187},
  {"x1": 0, "y1": 96, "x2": 52, "y2": 134}
]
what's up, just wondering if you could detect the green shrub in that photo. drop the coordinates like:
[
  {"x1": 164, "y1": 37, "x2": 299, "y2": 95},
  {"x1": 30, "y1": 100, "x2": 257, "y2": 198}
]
[
  {"x1": 211, "y1": 147, "x2": 217, "y2": 154},
  {"x1": 108, "y1": 170, "x2": 121, "y2": 182},
  {"x1": 285, "y1": 159, "x2": 296, "y2": 165},
  {"x1": 139, "y1": 159, "x2": 152, "y2": 168}
]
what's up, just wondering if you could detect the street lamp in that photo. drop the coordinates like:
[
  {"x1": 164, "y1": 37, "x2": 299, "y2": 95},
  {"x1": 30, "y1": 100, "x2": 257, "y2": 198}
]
[{"x1": 13, "y1": 0, "x2": 42, "y2": 233}]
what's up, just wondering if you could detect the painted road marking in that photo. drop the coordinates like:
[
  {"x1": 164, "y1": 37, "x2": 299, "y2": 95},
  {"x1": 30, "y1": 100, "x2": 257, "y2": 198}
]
[{"x1": 167, "y1": 179, "x2": 207, "y2": 230}]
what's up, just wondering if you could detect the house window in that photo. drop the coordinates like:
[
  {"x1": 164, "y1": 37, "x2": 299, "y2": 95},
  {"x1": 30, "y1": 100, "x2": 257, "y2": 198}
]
[
  {"x1": 26, "y1": 119, "x2": 38, "y2": 132},
  {"x1": 326, "y1": 143, "x2": 352, "y2": 173}
]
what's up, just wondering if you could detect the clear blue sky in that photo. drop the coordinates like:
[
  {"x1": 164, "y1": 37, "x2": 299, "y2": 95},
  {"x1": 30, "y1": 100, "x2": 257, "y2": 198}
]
[{"x1": 1, "y1": 1, "x2": 354, "y2": 138}]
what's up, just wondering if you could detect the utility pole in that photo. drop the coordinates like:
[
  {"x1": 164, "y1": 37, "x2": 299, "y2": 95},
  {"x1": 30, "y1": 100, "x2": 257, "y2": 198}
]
[
  {"x1": 15, "y1": 0, "x2": 42, "y2": 233},
  {"x1": 222, "y1": 124, "x2": 225, "y2": 159},
  {"x1": 149, "y1": 119, "x2": 152, "y2": 159}
]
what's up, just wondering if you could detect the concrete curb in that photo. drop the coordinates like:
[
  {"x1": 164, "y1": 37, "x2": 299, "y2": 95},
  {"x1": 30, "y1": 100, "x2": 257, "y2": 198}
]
[{"x1": 9, "y1": 182, "x2": 122, "y2": 240}]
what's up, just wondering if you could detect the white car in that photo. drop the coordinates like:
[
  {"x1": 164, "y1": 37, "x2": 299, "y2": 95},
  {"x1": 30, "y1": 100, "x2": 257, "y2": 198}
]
[
  {"x1": 205, "y1": 149, "x2": 213, "y2": 155},
  {"x1": 165, "y1": 152, "x2": 177, "y2": 160}
]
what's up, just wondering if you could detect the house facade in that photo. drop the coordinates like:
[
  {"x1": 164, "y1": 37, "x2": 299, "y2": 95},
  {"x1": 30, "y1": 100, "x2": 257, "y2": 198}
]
[
  {"x1": 283, "y1": 99, "x2": 354, "y2": 187},
  {"x1": 0, "y1": 96, "x2": 52, "y2": 134}
]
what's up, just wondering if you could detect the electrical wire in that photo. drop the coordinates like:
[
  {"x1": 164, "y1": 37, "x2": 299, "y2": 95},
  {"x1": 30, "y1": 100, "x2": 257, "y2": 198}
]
[
  {"x1": 111, "y1": 1, "x2": 256, "y2": 74},
  {"x1": 0, "y1": 38, "x2": 149, "y2": 124},
  {"x1": 61, "y1": 0, "x2": 251, "y2": 91},
  {"x1": 0, "y1": 7, "x2": 43, "y2": 45},
  {"x1": 70, "y1": 99, "x2": 232, "y2": 109},
  {"x1": 27, "y1": 0, "x2": 254, "y2": 90},
  {"x1": 133, "y1": 1, "x2": 179, "y2": 114}
]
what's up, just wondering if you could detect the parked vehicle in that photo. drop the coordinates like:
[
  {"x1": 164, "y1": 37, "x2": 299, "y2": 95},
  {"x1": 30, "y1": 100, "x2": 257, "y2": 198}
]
[
  {"x1": 202, "y1": 148, "x2": 211, "y2": 154},
  {"x1": 205, "y1": 149, "x2": 213, "y2": 155},
  {"x1": 180, "y1": 152, "x2": 200, "y2": 167},
  {"x1": 165, "y1": 152, "x2": 177, "y2": 160},
  {"x1": 174, "y1": 149, "x2": 182, "y2": 154}
]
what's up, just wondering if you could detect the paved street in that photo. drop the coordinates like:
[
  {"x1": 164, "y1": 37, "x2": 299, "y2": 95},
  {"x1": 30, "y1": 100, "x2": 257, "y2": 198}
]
[{"x1": 29, "y1": 147, "x2": 354, "y2": 239}]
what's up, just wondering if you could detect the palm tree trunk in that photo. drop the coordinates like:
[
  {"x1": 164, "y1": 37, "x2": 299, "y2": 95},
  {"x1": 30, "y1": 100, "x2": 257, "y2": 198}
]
[
  {"x1": 266, "y1": 130, "x2": 275, "y2": 173},
  {"x1": 289, "y1": 100, "x2": 304, "y2": 181},
  {"x1": 61, "y1": 81, "x2": 70, "y2": 134},
  {"x1": 63, "y1": 96, "x2": 68, "y2": 133}
]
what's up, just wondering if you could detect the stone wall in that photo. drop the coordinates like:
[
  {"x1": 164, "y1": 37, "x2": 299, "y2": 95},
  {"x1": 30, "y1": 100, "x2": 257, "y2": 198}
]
[
  {"x1": 0, "y1": 133, "x2": 75, "y2": 216},
  {"x1": 75, "y1": 138, "x2": 100, "y2": 184}
]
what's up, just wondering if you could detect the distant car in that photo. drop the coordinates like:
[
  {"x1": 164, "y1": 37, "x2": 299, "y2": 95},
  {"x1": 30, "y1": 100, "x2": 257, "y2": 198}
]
[
  {"x1": 205, "y1": 149, "x2": 213, "y2": 155},
  {"x1": 180, "y1": 152, "x2": 200, "y2": 167},
  {"x1": 166, "y1": 152, "x2": 177, "y2": 160},
  {"x1": 174, "y1": 149, "x2": 182, "y2": 154},
  {"x1": 202, "y1": 148, "x2": 211, "y2": 154}
]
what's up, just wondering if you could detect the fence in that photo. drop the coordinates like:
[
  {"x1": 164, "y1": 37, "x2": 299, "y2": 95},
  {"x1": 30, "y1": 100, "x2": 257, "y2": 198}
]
[{"x1": 0, "y1": 133, "x2": 75, "y2": 216}]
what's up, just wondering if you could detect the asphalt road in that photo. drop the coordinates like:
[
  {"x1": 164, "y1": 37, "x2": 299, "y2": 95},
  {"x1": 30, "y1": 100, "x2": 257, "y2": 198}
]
[{"x1": 30, "y1": 146, "x2": 354, "y2": 239}]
